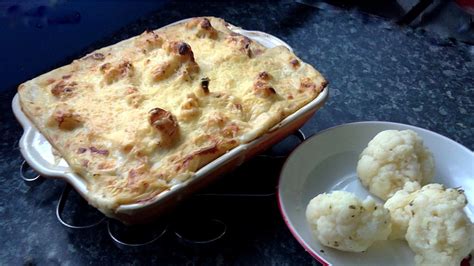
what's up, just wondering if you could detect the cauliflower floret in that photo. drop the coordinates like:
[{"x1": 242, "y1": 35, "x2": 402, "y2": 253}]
[
  {"x1": 385, "y1": 183, "x2": 473, "y2": 265},
  {"x1": 405, "y1": 184, "x2": 473, "y2": 266},
  {"x1": 383, "y1": 181, "x2": 421, "y2": 239},
  {"x1": 357, "y1": 129, "x2": 435, "y2": 200},
  {"x1": 305, "y1": 191, "x2": 391, "y2": 252}
]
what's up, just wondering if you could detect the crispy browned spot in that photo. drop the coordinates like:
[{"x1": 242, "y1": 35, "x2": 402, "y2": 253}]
[
  {"x1": 90, "y1": 146, "x2": 109, "y2": 156},
  {"x1": 299, "y1": 77, "x2": 324, "y2": 94},
  {"x1": 253, "y1": 72, "x2": 276, "y2": 98},
  {"x1": 290, "y1": 58, "x2": 300, "y2": 69},
  {"x1": 226, "y1": 33, "x2": 252, "y2": 57},
  {"x1": 120, "y1": 62, "x2": 133, "y2": 74},
  {"x1": 200, "y1": 18, "x2": 211, "y2": 29},
  {"x1": 122, "y1": 144, "x2": 134, "y2": 154},
  {"x1": 154, "y1": 41, "x2": 199, "y2": 82},
  {"x1": 234, "y1": 103, "x2": 242, "y2": 111},
  {"x1": 100, "y1": 63, "x2": 111, "y2": 72},
  {"x1": 102, "y1": 61, "x2": 134, "y2": 84},
  {"x1": 135, "y1": 30, "x2": 163, "y2": 52},
  {"x1": 85, "y1": 53, "x2": 105, "y2": 61},
  {"x1": 51, "y1": 80, "x2": 78, "y2": 99},
  {"x1": 149, "y1": 108, "x2": 179, "y2": 146},
  {"x1": 186, "y1": 17, "x2": 218, "y2": 39},
  {"x1": 258, "y1": 71, "x2": 271, "y2": 80},
  {"x1": 172, "y1": 41, "x2": 194, "y2": 58},
  {"x1": 178, "y1": 42, "x2": 190, "y2": 55},
  {"x1": 51, "y1": 109, "x2": 82, "y2": 130},
  {"x1": 165, "y1": 41, "x2": 196, "y2": 62}
]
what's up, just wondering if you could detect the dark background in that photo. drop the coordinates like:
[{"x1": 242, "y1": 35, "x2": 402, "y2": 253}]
[
  {"x1": 1, "y1": 0, "x2": 473, "y2": 265},
  {"x1": 1, "y1": 0, "x2": 473, "y2": 93}
]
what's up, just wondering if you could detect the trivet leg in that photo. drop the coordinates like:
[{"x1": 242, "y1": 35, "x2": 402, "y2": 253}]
[
  {"x1": 56, "y1": 184, "x2": 106, "y2": 229},
  {"x1": 107, "y1": 219, "x2": 168, "y2": 250},
  {"x1": 20, "y1": 160, "x2": 42, "y2": 185}
]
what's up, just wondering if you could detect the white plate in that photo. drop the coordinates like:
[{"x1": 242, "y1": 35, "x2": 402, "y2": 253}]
[{"x1": 278, "y1": 121, "x2": 474, "y2": 266}]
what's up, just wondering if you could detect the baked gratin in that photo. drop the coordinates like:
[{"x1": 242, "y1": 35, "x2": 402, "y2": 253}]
[{"x1": 18, "y1": 17, "x2": 326, "y2": 214}]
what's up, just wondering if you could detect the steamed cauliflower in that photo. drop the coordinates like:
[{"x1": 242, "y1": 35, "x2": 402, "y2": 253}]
[
  {"x1": 306, "y1": 191, "x2": 391, "y2": 252},
  {"x1": 406, "y1": 184, "x2": 473, "y2": 266},
  {"x1": 384, "y1": 183, "x2": 473, "y2": 266},
  {"x1": 383, "y1": 181, "x2": 421, "y2": 239},
  {"x1": 357, "y1": 129, "x2": 435, "y2": 200}
]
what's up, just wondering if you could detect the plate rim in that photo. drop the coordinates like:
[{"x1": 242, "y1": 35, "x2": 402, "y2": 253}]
[{"x1": 277, "y1": 120, "x2": 473, "y2": 265}]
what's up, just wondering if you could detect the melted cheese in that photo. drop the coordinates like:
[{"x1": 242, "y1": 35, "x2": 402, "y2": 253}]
[{"x1": 18, "y1": 17, "x2": 327, "y2": 214}]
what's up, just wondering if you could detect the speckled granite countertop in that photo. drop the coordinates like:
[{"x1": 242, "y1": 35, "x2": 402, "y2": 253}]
[{"x1": 0, "y1": 1, "x2": 472, "y2": 265}]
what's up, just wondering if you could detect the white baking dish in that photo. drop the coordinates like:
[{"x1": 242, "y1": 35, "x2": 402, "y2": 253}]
[{"x1": 12, "y1": 19, "x2": 329, "y2": 224}]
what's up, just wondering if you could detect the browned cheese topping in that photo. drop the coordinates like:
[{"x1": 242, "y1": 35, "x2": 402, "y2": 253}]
[{"x1": 17, "y1": 17, "x2": 326, "y2": 214}]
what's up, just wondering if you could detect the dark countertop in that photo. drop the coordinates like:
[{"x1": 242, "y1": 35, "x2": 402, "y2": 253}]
[{"x1": 0, "y1": 1, "x2": 473, "y2": 265}]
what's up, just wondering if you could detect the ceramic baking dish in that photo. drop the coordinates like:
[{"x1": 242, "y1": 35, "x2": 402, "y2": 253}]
[{"x1": 12, "y1": 19, "x2": 329, "y2": 224}]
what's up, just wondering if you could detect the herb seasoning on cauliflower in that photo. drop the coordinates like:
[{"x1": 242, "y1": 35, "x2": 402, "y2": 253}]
[
  {"x1": 357, "y1": 129, "x2": 435, "y2": 200},
  {"x1": 305, "y1": 191, "x2": 391, "y2": 252},
  {"x1": 406, "y1": 185, "x2": 473, "y2": 266},
  {"x1": 385, "y1": 183, "x2": 473, "y2": 266},
  {"x1": 383, "y1": 181, "x2": 421, "y2": 240}
]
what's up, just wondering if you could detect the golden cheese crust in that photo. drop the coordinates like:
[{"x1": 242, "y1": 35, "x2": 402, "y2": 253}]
[{"x1": 18, "y1": 17, "x2": 326, "y2": 212}]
